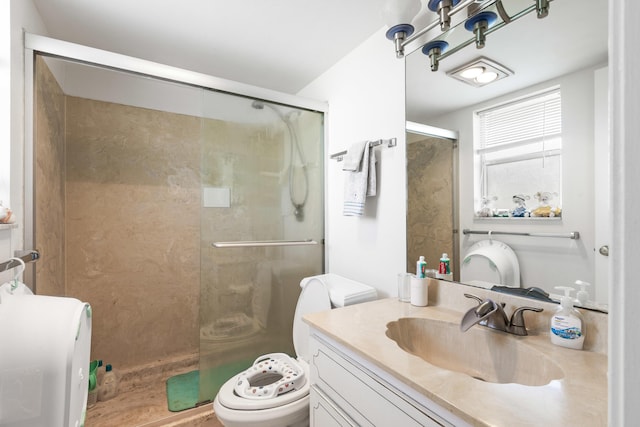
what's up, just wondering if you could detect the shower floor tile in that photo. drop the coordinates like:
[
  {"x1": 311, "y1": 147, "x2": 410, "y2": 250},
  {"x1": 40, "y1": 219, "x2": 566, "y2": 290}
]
[{"x1": 85, "y1": 354, "x2": 223, "y2": 427}]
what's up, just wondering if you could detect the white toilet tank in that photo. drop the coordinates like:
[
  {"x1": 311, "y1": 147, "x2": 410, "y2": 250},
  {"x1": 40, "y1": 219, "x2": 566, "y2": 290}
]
[{"x1": 0, "y1": 294, "x2": 92, "y2": 427}]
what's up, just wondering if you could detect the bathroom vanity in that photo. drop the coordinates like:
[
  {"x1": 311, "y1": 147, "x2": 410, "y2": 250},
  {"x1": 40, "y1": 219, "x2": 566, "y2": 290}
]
[{"x1": 304, "y1": 280, "x2": 608, "y2": 426}]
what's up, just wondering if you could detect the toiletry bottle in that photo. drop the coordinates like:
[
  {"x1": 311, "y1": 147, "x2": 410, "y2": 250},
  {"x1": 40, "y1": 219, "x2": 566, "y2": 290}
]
[
  {"x1": 98, "y1": 364, "x2": 119, "y2": 401},
  {"x1": 575, "y1": 280, "x2": 591, "y2": 306},
  {"x1": 437, "y1": 253, "x2": 453, "y2": 280},
  {"x1": 410, "y1": 275, "x2": 428, "y2": 307},
  {"x1": 550, "y1": 286, "x2": 585, "y2": 350},
  {"x1": 416, "y1": 256, "x2": 427, "y2": 278}
]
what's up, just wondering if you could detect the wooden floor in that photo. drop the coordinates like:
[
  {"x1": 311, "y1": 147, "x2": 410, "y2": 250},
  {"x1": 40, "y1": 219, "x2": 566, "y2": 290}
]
[{"x1": 85, "y1": 353, "x2": 223, "y2": 427}]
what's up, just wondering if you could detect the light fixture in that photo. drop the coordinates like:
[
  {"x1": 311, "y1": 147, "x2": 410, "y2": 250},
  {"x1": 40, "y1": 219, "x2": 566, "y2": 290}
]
[
  {"x1": 447, "y1": 57, "x2": 513, "y2": 87},
  {"x1": 384, "y1": 0, "x2": 551, "y2": 71},
  {"x1": 428, "y1": 0, "x2": 461, "y2": 31},
  {"x1": 382, "y1": 0, "x2": 422, "y2": 58},
  {"x1": 421, "y1": 40, "x2": 449, "y2": 72},
  {"x1": 463, "y1": 11, "x2": 497, "y2": 49}
]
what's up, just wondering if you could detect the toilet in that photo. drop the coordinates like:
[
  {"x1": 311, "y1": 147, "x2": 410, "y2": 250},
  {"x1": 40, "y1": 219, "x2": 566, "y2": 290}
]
[
  {"x1": 460, "y1": 239, "x2": 521, "y2": 288},
  {"x1": 213, "y1": 273, "x2": 377, "y2": 427}
]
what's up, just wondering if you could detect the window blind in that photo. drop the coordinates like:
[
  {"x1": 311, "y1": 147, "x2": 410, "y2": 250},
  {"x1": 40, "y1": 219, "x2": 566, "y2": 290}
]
[{"x1": 477, "y1": 88, "x2": 561, "y2": 153}]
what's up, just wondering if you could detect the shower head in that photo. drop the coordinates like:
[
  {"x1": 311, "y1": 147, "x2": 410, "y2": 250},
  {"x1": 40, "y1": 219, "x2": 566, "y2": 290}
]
[{"x1": 251, "y1": 100, "x2": 265, "y2": 110}]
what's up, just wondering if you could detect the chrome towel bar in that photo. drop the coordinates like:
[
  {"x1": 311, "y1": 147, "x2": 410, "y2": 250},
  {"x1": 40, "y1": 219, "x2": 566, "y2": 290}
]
[
  {"x1": 0, "y1": 250, "x2": 41, "y2": 273},
  {"x1": 462, "y1": 229, "x2": 580, "y2": 240},
  {"x1": 213, "y1": 239, "x2": 318, "y2": 248},
  {"x1": 330, "y1": 138, "x2": 397, "y2": 161}
]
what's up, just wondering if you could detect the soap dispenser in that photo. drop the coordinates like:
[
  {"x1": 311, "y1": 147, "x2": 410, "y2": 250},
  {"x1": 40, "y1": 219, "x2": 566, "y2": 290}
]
[
  {"x1": 550, "y1": 286, "x2": 585, "y2": 350},
  {"x1": 575, "y1": 280, "x2": 591, "y2": 306}
]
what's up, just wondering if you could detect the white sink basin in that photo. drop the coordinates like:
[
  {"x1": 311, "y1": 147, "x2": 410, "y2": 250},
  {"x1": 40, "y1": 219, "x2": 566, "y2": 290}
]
[{"x1": 386, "y1": 317, "x2": 564, "y2": 386}]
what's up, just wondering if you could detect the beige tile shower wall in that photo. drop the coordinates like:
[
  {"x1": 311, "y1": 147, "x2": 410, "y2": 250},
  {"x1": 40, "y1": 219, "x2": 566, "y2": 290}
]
[
  {"x1": 65, "y1": 97, "x2": 201, "y2": 369},
  {"x1": 406, "y1": 136, "x2": 454, "y2": 274},
  {"x1": 34, "y1": 56, "x2": 66, "y2": 296}
]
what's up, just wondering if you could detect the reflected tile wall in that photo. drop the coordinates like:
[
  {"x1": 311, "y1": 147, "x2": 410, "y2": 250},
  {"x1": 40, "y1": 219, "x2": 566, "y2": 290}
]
[
  {"x1": 34, "y1": 56, "x2": 66, "y2": 296},
  {"x1": 407, "y1": 136, "x2": 454, "y2": 274}
]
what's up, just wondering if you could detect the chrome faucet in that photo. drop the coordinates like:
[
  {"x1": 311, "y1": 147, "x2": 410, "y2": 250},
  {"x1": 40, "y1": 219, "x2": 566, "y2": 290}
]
[{"x1": 460, "y1": 293, "x2": 543, "y2": 336}]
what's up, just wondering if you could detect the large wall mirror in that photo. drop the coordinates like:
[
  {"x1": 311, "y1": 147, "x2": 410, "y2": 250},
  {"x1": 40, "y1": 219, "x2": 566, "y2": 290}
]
[{"x1": 405, "y1": 0, "x2": 608, "y2": 311}]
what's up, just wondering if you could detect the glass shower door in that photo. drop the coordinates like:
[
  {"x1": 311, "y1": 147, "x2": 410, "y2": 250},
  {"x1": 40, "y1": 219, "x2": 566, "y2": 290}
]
[{"x1": 198, "y1": 92, "x2": 324, "y2": 403}]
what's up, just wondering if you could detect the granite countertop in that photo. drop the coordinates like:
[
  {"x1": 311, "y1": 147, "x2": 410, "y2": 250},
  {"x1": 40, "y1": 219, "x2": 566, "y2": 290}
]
[{"x1": 304, "y1": 296, "x2": 607, "y2": 427}]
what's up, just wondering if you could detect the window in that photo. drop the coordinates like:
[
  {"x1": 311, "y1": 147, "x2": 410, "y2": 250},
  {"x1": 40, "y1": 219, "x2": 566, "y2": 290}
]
[{"x1": 475, "y1": 88, "x2": 562, "y2": 218}]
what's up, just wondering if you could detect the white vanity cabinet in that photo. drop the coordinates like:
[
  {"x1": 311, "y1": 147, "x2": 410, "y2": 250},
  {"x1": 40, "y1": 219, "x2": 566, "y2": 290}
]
[{"x1": 309, "y1": 331, "x2": 469, "y2": 427}]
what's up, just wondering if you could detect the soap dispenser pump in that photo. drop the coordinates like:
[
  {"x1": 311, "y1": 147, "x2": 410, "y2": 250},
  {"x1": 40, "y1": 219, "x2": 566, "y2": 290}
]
[{"x1": 550, "y1": 286, "x2": 585, "y2": 350}]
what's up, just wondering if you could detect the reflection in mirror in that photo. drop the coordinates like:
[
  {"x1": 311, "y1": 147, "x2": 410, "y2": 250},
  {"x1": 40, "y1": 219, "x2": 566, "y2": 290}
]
[
  {"x1": 405, "y1": 123, "x2": 458, "y2": 280},
  {"x1": 405, "y1": 0, "x2": 608, "y2": 312}
]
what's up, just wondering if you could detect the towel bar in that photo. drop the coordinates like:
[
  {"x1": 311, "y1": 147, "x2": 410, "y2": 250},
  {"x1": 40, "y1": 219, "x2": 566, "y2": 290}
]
[
  {"x1": 330, "y1": 138, "x2": 397, "y2": 161},
  {"x1": 213, "y1": 239, "x2": 319, "y2": 248},
  {"x1": 0, "y1": 250, "x2": 40, "y2": 273},
  {"x1": 462, "y1": 229, "x2": 580, "y2": 240}
]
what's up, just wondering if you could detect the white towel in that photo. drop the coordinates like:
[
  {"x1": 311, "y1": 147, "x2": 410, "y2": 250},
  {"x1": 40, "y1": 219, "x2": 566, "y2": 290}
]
[
  {"x1": 343, "y1": 143, "x2": 377, "y2": 216},
  {"x1": 342, "y1": 141, "x2": 368, "y2": 171}
]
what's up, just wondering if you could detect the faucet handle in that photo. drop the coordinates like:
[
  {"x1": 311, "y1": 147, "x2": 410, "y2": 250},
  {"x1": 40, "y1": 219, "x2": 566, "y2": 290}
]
[
  {"x1": 510, "y1": 306, "x2": 544, "y2": 333},
  {"x1": 464, "y1": 293, "x2": 483, "y2": 305}
]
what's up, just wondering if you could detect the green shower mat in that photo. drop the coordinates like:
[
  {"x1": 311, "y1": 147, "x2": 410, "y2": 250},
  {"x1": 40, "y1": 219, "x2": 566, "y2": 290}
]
[
  {"x1": 166, "y1": 359, "x2": 253, "y2": 412},
  {"x1": 166, "y1": 370, "x2": 200, "y2": 412}
]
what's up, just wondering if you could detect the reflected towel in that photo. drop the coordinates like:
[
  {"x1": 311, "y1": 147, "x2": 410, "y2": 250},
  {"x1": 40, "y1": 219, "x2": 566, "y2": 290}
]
[{"x1": 343, "y1": 143, "x2": 377, "y2": 216}]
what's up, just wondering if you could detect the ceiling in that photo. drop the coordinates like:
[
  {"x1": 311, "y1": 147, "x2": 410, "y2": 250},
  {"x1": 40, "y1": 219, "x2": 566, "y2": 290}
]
[
  {"x1": 31, "y1": 0, "x2": 389, "y2": 94},
  {"x1": 32, "y1": 0, "x2": 608, "y2": 120}
]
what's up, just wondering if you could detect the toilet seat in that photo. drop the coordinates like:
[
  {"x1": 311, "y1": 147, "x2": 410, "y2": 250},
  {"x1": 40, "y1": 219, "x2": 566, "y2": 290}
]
[
  {"x1": 216, "y1": 277, "x2": 331, "y2": 411},
  {"x1": 217, "y1": 360, "x2": 310, "y2": 411},
  {"x1": 234, "y1": 353, "x2": 305, "y2": 399},
  {"x1": 461, "y1": 240, "x2": 520, "y2": 288}
]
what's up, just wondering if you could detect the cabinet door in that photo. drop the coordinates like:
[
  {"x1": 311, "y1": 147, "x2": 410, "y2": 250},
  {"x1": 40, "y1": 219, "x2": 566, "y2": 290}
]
[
  {"x1": 311, "y1": 337, "x2": 446, "y2": 427},
  {"x1": 310, "y1": 385, "x2": 356, "y2": 427}
]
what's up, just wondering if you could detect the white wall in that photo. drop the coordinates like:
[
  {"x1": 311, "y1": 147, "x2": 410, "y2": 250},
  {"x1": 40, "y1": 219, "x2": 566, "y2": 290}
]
[
  {"x1": 299, "y1": 28, "x2": 407, "y2": 297},
  {"x1": 427, "y1": 66, "x2": 602, "y2": 301}
]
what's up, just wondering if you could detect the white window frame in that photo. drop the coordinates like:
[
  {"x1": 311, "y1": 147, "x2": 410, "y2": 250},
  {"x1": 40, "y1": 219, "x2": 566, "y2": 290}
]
[{"x1": 474, "y1": 87, "x2": 562, "y2": 215}]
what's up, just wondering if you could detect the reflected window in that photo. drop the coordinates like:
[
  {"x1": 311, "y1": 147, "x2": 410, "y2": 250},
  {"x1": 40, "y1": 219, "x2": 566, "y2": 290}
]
[{"x1": 474, "y1": 88, "x2": 562, "y2": 218}]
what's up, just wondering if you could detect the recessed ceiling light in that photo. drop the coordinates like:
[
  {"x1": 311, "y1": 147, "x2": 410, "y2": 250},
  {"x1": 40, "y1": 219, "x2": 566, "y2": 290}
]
[
  {"x1": 460, "y1": 66, "x2": 485, "y2": 79},
  {"x1": 446, "y1": 57, "x2": 513, "y2": 87},
  {"x1": 476, "y1": 71, "x2": 499, "y2": 83}
]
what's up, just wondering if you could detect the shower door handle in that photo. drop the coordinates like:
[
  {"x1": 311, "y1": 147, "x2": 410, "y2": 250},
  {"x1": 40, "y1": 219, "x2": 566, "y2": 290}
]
[{"x1": 212, "y1": 239, "x2": 318, "y2": 248}]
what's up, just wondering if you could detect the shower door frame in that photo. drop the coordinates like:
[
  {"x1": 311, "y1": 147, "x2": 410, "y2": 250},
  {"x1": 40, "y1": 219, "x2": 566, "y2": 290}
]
[{"x1": 22, "y1": 33, "x2": 329, "y2": 291}]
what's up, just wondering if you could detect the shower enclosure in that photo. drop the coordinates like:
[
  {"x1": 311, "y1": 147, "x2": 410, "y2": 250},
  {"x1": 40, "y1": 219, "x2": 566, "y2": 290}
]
[{"x1": 28, "y1": 36, "x2": 324, "y2": 415}]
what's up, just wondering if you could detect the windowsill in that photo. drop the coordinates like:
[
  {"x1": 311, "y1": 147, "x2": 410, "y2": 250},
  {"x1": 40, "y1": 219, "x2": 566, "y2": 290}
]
[
  {"x1": 473, "y1": 216, "x2": 562, "y2": 222},
  {"x1": 0, "y1": 223, "x2": 18, "y2": 231}
]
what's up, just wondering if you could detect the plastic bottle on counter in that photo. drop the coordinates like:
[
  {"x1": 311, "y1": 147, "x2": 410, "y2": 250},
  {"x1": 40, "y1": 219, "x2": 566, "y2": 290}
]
[
  {"x1": 416, "y1": 256, "x2": 427, "y2": 278},
  {"x1": 97, "y1": 364, "x2": 119, "y2": 401},
  {"x1": 436, "y1": 253, "x2": 453, "y2": 280},
  {"x1": 550, "y1": 286, "x2": 585, "y2": 350},
  {"x1": 575, "y1": 280, "x2": 591, "y2": 306}
]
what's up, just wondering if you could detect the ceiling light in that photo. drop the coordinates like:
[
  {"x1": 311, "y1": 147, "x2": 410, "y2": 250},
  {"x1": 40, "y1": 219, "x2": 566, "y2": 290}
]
[
  {"x1": 383, "y1": 0, "x2": 551, "y2": 71},
  {"x1": 460, "y1": 66, "x2": 484, "y2": 79},
  {"x1": 475, "y1": 70, "x2": 499, "y2": 83},
  {"x1": 447, "y1": 57, "x2": 513, "y2": 87},
  {"x1": 382, "y1": 0, "x2": 423, "y2": 58}
]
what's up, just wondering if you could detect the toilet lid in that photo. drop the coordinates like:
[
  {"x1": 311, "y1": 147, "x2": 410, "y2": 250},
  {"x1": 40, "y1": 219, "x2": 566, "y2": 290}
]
[
  {"x1": 461, "y1": 240, "x2": 520, "y2": 288},
  {"x1": 292, "y1": 277, "x2": 331, "y2": 363}
]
